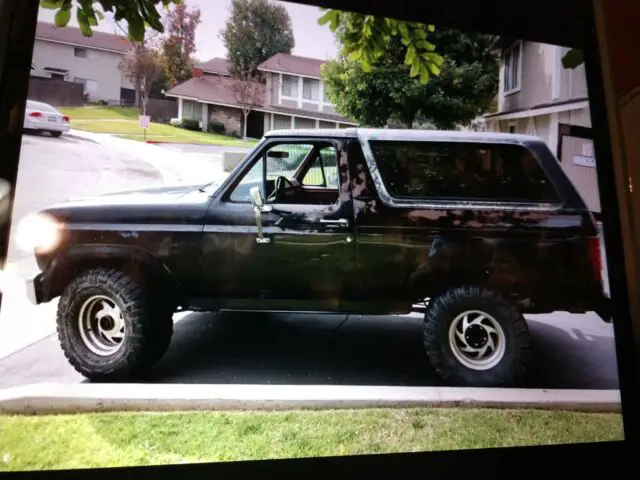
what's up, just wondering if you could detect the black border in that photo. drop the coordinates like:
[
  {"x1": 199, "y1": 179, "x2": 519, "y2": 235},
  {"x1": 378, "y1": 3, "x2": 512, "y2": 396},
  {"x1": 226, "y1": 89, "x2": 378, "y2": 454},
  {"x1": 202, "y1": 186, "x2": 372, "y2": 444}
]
[{"x1": 1, "y1": 0, "x2": 639, "y2": 478}]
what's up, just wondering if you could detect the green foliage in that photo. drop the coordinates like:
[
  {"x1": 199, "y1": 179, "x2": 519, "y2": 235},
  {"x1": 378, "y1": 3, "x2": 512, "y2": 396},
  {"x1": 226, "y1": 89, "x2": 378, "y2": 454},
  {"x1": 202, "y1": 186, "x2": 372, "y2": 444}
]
[
  {"x1": 318, "y1": 9, "x2": 443, "y2": 85},
  {"x1": 220, "y1": 0, "x2": 295, "y2": 80},
  {"x1": 180, "y1": 119, "x2": 200, "y2": 131},
  {"x1": 161, "y1": 3, "x2": 202, "y2": 86},
  {"x1": 562, "y1": 48, "x2": 584, "y2": 69},
  {"x1": 323, "y1": 28, "x2": 498, "y2": 129},
  {"x1": 40, "y1": 0, "x2": 180, "y2": 41}
]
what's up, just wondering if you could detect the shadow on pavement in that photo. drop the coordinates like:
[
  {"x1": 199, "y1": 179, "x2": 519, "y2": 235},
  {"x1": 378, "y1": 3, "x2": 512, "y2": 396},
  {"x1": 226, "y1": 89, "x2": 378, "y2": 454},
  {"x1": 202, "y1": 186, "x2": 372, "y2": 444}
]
[
  {"x1": 141, "y1": 311, "x2": 442, "y2": 386},
  {"x1": 0, "y1": 310, "x2": 619, "y2": 390},
  {"x1": 526, "y1": 319, "x2": 619, "y2": 390}
]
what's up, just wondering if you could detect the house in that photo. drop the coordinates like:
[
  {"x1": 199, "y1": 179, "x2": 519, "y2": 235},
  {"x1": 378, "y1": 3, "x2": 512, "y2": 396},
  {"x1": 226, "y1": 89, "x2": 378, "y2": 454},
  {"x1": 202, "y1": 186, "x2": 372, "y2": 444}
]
[
  {"x1": 484, "y1": 39, "x2": 599, "y2": 216},
  {"x1": 165, "y1": 52, "x2": 357, "y2": 138},
  {"x1": 30, "y1": 21, "x2": 135, "y2": 105}
]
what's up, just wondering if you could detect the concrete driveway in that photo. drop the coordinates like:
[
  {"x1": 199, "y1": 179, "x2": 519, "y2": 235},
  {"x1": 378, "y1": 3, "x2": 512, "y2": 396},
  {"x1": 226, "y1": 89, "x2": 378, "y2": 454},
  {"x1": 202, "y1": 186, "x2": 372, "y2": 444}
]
[{"x1": 0, "y1": 309, "x2": 618, "y2": 390}]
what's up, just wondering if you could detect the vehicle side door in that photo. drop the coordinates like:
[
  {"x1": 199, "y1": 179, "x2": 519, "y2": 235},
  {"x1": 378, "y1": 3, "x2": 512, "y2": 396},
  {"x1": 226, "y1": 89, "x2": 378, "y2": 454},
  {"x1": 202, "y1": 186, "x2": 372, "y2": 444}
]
[{"x1": 252, "y1": 138, "x2": 361, "y2": 313}]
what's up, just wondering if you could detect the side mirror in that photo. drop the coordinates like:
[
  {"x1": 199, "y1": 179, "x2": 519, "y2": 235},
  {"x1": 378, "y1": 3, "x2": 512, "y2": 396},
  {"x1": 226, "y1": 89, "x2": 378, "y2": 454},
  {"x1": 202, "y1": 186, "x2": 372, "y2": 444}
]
[{"x1": 249, "y1": 186, "x2": 264, "y2": 209}]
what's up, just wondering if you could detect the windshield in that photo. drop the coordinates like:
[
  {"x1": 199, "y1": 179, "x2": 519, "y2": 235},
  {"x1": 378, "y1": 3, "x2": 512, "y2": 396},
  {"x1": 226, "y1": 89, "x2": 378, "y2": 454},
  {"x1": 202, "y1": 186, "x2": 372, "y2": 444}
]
[{"x1": 203, "y1": 137, "x2": 267, "y2": 196}]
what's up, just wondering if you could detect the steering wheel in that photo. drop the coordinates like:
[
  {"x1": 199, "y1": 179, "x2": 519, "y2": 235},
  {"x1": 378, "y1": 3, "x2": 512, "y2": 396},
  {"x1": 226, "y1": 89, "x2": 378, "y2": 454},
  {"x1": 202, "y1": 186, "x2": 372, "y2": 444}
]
[{"x1": 267, "y1": 176, "x2": 303, "y2": 203}]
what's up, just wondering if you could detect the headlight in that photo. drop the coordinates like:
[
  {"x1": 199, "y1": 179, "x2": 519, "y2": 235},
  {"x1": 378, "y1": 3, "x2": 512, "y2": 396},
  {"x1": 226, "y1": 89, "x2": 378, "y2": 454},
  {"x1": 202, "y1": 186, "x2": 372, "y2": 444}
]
[{"x1": 14, "y1": 213, "x2": 62, "y2": 253}]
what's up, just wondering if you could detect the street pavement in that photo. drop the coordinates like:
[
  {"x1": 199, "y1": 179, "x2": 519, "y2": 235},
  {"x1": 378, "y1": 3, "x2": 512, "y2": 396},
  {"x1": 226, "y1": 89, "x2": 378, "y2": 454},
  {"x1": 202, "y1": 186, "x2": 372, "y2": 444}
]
[{"x1": 0, "y1": 310, "x2": 618, "y2": 390}]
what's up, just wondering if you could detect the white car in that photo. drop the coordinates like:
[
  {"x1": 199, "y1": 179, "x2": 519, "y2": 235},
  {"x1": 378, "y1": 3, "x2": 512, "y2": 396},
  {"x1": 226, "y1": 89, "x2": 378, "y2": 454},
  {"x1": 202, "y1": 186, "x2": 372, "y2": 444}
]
[{"x1": 23, "y1": 99, "x2": 70, "y2": 137}]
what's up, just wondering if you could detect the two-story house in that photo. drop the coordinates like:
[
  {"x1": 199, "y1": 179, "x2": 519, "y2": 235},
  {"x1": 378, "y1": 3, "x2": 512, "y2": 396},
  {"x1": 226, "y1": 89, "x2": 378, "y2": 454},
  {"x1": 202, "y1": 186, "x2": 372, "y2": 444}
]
[
  {"x1": 165, "y1": 52, "x2": 357, "y2": 139},
  {"x1": 484, "y1": 38, "x2": 599, "y2": 216},
  {"x1": 30, "y1": 21, "x2": 135, "y2": 104}
]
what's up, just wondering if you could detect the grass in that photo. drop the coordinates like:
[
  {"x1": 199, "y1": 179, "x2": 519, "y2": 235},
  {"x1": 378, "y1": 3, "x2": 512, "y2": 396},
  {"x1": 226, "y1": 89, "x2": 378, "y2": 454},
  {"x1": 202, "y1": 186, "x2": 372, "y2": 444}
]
[
  {"x1": 58, "y1": 106, "x2": 258, "y2": 147},
  {"x1": 0, "y1": 408, "x2": 624, "y2": 471}
]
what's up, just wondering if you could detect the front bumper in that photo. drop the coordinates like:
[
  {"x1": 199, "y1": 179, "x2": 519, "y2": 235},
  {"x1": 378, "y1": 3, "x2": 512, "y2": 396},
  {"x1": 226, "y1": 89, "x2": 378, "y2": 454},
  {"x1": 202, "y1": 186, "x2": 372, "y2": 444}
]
[{"x1": 25, "y1": 273, "x2": 46, "y2": 306}]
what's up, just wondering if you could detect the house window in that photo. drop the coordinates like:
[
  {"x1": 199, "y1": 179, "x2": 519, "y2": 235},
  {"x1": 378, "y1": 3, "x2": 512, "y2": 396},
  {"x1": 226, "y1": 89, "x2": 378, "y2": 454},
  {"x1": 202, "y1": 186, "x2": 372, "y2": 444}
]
[
  {"x1": 503, "y1": 42, "x2": 521, "y2": 93},
  {"x1": 74, "y1": 47, "x2": 88, "y2": 58},
  {"x1": 302, "y1": 78, "x2": 320, "y2": 102},
  {"x1": 281, "y1": 74, "x2": 298, "y2": 98}
]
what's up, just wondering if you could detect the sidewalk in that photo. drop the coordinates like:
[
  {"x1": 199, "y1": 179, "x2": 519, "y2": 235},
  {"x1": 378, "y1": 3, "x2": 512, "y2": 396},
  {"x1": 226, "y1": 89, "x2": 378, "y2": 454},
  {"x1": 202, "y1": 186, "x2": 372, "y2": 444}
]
[{"x1": 0, "y1": 383, "x2": 622, "y2": 414}]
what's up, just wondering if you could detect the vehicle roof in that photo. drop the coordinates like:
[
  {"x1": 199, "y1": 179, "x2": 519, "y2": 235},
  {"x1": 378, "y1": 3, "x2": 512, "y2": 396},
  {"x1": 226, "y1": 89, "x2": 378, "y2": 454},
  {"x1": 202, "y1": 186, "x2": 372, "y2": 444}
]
[
  {"x1": 264, "y1": 127, "x2": 544, "y2": 145},
  {"x1": 26, "y1": 99, "x2": 58, "y2": 112}
]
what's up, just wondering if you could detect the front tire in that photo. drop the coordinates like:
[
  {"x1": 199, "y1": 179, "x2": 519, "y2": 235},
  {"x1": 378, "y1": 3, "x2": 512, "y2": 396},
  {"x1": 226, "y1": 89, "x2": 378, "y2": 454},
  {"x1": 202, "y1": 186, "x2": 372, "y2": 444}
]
[
  {"x1": 423, "y1": 286, "x2": 532, "y2": 387},
  {"x1": 56, "y1": 268, "x2": 173, "y2": 382}
]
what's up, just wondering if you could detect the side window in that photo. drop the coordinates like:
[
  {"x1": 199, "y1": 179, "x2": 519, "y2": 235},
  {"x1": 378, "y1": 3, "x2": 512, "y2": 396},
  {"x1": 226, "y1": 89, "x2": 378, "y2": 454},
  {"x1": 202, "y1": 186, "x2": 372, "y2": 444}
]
[
  {"x1": 266, "y1": 143, "x2": 314, "y2": 182},
  {"x1": 229, "y1": 157, "x2": 264, "y2": 202},
  {"x1": 302, "y1": 146, "x2": 338, "y2": 188},
  {"x1": 228, "y1": 142, "x2": 314, "y2": 202},
  {"x1": 369, "y1": 140, "x2": 560, "y2": 203}
]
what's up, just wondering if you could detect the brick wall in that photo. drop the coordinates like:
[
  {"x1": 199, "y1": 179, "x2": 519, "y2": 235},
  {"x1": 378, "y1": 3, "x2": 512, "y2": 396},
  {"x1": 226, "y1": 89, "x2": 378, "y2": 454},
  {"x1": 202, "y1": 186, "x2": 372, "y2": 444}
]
[{"x1": 209, "y1": 105, "x2": 242, "y2": 136}]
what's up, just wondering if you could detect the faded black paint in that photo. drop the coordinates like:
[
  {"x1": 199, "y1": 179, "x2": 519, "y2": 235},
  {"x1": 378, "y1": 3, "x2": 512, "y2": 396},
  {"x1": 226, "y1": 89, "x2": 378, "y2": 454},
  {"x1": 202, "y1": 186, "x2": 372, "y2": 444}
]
[{"x1": 27, "y1": 130, "x2": 611, "y2": 322}]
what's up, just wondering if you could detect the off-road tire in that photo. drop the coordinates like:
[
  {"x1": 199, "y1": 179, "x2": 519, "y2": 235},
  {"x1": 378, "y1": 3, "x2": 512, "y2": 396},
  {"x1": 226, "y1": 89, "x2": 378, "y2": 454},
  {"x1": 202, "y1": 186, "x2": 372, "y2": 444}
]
[
  {"x1": 423, "y1": 286, "x2": 532, "y2": 387},
  {"x1": 56, "y1": 267, "x2": 173, "y2": 382}
]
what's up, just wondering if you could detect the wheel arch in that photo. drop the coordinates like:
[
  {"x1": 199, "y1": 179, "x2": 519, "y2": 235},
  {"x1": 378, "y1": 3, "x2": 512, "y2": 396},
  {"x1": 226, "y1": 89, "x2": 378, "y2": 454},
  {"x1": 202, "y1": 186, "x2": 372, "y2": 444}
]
[{"x1": 43, "y1": 244, "x2": 183, "y2": 307}]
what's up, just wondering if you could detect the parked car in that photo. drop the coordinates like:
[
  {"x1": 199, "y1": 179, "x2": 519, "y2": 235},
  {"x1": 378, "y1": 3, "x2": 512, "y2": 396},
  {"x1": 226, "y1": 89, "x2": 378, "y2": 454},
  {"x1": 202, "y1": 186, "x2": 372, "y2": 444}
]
[
  {"x1": 19, "y1": 128, "x2": 611, "y2": 386},
  {"x1": 23, "y1": 99, "x2": 70, "y2": 137}
]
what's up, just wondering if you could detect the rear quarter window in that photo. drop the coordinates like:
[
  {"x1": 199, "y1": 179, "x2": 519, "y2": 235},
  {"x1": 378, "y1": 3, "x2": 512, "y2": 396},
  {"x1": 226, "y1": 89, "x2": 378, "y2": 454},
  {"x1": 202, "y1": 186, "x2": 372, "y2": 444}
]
[{"x1": 369, "y1": 140, "x2": 561, "y2": 203}]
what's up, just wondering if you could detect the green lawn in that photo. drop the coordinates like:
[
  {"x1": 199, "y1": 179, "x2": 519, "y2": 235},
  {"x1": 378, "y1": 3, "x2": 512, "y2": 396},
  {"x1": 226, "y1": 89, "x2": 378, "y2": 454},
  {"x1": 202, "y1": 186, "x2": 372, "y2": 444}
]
[
  {"x1": 59, "y1": 106, "x2": 140, "y2": 120},
  {"x1": 58, "y1": 106, "x2": 258, "y2": 147},
  {"x1": 0, "y1": 408, "x2": 624, "y2": 471}
]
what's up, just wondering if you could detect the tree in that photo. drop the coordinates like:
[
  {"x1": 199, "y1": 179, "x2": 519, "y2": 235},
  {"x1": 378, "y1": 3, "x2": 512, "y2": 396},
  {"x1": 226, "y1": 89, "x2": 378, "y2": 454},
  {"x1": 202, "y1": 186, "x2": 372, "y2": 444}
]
[
  {"x1": 323, "y1": 28, "x2": 498, "y2": 129},
  {"x1": 119, "y1": 43, "x2": 164, "y2": 114},
  {"x1": 160, "y1": 3, "x2": 202, "y2": 86},
  {"x1": 318, "y1": 9, "x2": 582, "y2": 83},
  {"x1": 41, "y1": 0, "x2": 180, "y2": 41},
  {"x1": 220, "y1": 0, "x2": 295, "y2": 80},
  {"x1": 319, "y1": 10, "x2": 443, "y2": 84},
  {"x1": 231, "y1": 80, "x2": 264, "y2": 139}
]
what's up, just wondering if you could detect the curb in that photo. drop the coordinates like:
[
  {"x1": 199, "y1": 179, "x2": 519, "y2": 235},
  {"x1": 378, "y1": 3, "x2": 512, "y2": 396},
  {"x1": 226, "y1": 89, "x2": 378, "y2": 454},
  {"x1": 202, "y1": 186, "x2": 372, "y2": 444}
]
[{"x1": 0, "y1": 383, "x2": 621, "y2": 415}]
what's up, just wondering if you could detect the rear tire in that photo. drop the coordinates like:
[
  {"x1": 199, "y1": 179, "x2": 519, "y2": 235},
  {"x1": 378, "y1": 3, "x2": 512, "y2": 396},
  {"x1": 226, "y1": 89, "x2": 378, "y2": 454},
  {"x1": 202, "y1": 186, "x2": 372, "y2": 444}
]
[
  {"x1": 422, "y1": 286, "x2": 532, "y2": 387},
  {"x1": 56, "y1": 267, "x2": 174, "y2": 382},
  {"x1": 50, "y1": 131, "x2": 62, "y2": 138}
]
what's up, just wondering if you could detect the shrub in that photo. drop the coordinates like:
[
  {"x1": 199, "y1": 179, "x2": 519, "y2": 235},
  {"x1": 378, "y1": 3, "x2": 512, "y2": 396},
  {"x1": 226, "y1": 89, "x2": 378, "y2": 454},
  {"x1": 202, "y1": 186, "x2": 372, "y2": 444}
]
[
  {"x1": 169, "y1": 118, "x2": 182, "y2": 127},
  {"x1": 180, "y1": 119, "x2": 200, "y2": 131},
  {"x1": 209, "y1": 121, "x2": 225, "y2": 134}
]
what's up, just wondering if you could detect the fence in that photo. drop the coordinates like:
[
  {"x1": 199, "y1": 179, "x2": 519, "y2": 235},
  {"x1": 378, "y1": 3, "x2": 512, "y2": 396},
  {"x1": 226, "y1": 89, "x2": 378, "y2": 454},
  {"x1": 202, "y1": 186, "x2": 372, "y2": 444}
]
[
  {"x1": 145, "y1": 98, "x2": 178, "y2": 123},
  {"x1": 27, "y1": 77, "x2": 85, "y2": 107}
]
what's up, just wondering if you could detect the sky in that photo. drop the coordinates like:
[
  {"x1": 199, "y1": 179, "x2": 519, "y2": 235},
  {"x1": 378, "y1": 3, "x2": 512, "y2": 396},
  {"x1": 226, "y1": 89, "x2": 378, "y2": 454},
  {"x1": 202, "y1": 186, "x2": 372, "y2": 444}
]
[{"x1": 36, "y1": 1, "x2": 339, "y2": 62}]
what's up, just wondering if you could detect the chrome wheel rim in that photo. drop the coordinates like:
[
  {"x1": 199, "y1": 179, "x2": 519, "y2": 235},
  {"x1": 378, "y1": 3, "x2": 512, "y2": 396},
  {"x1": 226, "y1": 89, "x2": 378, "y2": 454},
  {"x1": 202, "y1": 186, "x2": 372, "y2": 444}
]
[
  {"x1": 77, "y1": 295, "x2": 125, "y2": 356},
  {"x1": 448, "y1": 310, "x2": 506, "y2": 371}
]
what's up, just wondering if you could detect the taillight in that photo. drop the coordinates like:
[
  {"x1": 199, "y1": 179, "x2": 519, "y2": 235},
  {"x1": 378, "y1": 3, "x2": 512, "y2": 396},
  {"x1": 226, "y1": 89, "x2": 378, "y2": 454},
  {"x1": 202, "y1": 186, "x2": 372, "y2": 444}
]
[
  {"x1": 588, "y1": 237, "x2": 602, "y2": 283},
  {"x1": 63, "y1": 116, "x2": 70, "y2": 122},
  {"x1": 29, "y1": 111, "x2": 42, "y2": 117}
]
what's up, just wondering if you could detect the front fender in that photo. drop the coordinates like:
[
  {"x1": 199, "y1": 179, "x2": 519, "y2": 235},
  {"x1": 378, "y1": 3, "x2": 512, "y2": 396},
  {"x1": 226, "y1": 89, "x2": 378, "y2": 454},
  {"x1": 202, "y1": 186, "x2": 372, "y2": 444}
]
[{"x1": 38, "y1": 244, "x2": 182, "y2": 304}]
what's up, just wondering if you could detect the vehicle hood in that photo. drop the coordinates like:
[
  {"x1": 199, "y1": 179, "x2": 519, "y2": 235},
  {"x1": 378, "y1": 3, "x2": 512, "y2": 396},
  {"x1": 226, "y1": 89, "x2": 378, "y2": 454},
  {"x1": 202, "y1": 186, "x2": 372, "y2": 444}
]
[{"x1": 41, "y1": 182, "x2": 215, "y2": 225}]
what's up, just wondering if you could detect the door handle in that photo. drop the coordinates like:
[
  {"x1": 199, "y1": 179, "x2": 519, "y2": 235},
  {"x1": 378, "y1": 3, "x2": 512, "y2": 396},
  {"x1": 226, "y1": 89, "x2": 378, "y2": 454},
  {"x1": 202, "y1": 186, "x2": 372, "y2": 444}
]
[{"x1": 320, "y1": 218, "x2": 350, "y2": 227}]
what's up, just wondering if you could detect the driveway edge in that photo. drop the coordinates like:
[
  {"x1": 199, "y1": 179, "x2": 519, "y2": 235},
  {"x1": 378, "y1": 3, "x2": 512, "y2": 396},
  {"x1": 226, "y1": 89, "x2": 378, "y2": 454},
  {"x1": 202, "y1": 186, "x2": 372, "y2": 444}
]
[{"x1": 0, "y1": 383, "x2": 621, "y2": 415}]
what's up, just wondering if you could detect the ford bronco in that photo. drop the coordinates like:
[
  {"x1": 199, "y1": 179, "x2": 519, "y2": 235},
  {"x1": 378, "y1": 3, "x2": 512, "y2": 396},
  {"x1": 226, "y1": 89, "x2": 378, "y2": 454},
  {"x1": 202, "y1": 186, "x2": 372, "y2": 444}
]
[{"x1": 22, "y1": 128, "x2": 611, "y2": 387}]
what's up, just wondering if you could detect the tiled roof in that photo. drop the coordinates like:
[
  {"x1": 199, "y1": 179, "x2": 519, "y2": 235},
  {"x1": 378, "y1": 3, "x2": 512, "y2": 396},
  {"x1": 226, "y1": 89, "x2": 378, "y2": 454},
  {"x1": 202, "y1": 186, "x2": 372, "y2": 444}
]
[
  {"x1": 35, "y1": 21, "x2": 131, "y2": 53},
  {"x1": 166, "y1": 75, "x2": 266, "y2": 107},
  {"x1": 196, "y1": 57, "x2": 231, "y2": 76},
  {"x1": 258, "y1": 53, "x2": 325, "y2": 78},
  {"x1": 165, "y1": 75, "x2": 354, "y2": 124}
]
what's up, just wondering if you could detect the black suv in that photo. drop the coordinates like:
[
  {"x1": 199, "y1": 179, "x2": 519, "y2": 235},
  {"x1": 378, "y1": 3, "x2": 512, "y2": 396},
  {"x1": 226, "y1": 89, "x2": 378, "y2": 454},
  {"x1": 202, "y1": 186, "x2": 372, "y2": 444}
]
[{"x1": 23, "y1": 128, "x2": 611, "y2": 387}]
